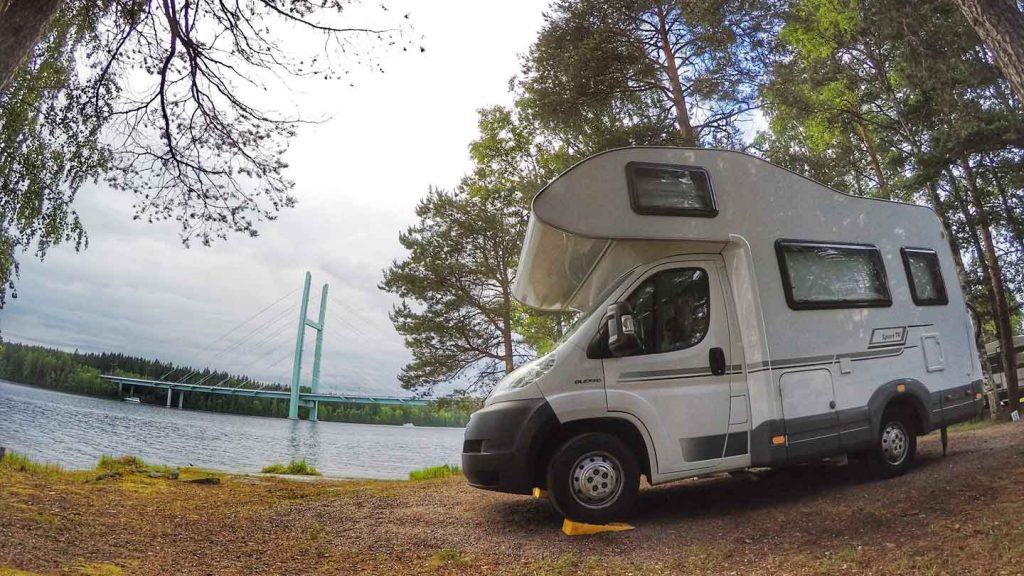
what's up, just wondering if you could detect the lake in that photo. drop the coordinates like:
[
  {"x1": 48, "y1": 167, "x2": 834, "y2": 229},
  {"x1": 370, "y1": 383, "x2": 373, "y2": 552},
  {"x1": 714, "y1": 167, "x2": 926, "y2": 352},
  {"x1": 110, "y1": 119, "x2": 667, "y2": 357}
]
[{"x1": 0, "y1": 380, "x2": 464, "y2": 479}]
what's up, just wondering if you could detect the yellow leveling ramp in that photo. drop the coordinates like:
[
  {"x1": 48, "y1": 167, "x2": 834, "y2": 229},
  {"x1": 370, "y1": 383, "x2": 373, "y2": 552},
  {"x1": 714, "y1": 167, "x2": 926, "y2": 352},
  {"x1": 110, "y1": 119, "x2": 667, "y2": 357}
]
[{"x1": 561, "y1": 519, "x2": 635, "y2": 536}]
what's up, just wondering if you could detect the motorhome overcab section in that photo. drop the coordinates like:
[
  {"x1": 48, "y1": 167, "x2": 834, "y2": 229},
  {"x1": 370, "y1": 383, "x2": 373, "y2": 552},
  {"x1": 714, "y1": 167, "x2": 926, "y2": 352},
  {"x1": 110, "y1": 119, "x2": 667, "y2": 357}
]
[{"x1": 461, "y1": 147, "x2": 984, "y2": 524}]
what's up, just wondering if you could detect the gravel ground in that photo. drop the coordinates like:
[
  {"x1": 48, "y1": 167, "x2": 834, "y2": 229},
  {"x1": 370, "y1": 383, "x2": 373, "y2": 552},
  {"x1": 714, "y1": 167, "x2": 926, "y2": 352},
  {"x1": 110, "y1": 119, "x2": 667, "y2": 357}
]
[{"x1": 2, "y1": 421, "x2": 1024, "y2": 575}]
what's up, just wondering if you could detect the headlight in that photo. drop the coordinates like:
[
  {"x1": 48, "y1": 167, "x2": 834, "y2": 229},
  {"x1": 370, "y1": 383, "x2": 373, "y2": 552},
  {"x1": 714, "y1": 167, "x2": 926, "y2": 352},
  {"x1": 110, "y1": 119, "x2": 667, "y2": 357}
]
[{"x1": 489, "y1": 353, "x2": 557, "y2": 397}]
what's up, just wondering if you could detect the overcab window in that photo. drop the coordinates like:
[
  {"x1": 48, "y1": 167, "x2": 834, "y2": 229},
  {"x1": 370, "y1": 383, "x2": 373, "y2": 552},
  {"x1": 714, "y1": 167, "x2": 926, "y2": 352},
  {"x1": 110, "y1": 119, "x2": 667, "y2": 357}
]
[
  {"x1": 626, "y1": 162, "x2": 717, "y2": 217},
  {"x1": 776, "y1": 240, "x2": 891, "y2": 309},
  {"x1": 901, "y1": 247, "x2": 948, "y2": 306}
]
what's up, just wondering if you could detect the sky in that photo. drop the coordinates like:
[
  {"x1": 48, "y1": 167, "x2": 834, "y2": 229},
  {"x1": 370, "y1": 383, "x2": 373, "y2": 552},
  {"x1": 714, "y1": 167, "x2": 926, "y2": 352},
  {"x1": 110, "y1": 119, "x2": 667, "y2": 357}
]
[{"x1": 0, "y1": 0, "x2": 552, "y2": 397}]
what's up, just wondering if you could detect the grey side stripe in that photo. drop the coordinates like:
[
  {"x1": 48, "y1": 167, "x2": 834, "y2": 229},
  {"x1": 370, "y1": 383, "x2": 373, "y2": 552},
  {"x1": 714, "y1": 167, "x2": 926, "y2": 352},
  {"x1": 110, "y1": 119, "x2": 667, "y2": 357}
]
[
  {"x1": 620, "y1": 364, "x2": 743, "y2": 382},
  {"x1": 620, "y1": 346, "x2": 911, "y2": 383},
  {"x1": 745, "y1": 346, "x2": 907, "y2": 374}
]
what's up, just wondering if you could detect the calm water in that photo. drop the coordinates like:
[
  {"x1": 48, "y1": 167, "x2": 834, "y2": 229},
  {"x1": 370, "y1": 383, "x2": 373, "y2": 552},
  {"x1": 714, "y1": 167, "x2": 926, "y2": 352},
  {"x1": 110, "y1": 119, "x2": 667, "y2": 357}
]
[{"x1": 0, "y1": 380, "x2": 463, "y2": 479}]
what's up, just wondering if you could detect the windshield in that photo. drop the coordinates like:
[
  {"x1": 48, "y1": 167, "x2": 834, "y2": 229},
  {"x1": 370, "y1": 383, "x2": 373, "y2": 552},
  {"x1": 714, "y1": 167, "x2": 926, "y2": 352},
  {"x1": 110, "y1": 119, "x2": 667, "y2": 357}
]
[{"x1": 553, "y1": 266, "x2": 639, "y2": 347}]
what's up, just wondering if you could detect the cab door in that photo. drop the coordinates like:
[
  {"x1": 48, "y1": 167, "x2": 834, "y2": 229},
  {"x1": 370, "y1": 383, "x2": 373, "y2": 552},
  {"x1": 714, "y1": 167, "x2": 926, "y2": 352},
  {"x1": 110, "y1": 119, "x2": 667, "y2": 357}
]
[{"x1": 604, "y1": 257, "x2": 735, "y2": 475}]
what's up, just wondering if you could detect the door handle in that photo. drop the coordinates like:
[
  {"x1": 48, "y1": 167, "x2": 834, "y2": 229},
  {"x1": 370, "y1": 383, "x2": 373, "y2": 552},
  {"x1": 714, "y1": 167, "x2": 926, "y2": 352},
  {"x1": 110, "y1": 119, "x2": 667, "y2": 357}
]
[{"x1": 709, "y1": 347, "x2": 726, "y2": 376}]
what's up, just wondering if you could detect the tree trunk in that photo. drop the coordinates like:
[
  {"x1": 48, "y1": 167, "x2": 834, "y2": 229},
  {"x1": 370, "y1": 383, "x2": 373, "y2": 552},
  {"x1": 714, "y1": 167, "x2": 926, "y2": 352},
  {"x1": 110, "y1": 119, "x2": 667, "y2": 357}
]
[
  {"x1": 950, "y1": 0, "x2": 1024, "y2": 103},
  {"x1": 962, "y1": 159, "x2": 1020, "y2": 413},
  {"x1": 654, "y1": 3, "x2": 697, "y2": 147},
  {"x1": 852, "y1": 118, "x2": 890, "y2": 199},
  {"x1": 0, "y1": 0, "x2": 63, "y2": 94},
  {"x1": 499, "y1": 274, "x2": 515, "y2": 375}
]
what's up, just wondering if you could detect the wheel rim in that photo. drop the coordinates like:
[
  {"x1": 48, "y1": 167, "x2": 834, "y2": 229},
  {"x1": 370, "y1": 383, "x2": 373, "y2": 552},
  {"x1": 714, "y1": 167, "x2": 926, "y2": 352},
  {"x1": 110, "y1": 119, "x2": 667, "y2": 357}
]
[
  {"x1": 569, "y1": 451, "x2": 623, "y2": 510},
  {"x1": 880, "y1": 421, "x2": 909, "y2": 465}
]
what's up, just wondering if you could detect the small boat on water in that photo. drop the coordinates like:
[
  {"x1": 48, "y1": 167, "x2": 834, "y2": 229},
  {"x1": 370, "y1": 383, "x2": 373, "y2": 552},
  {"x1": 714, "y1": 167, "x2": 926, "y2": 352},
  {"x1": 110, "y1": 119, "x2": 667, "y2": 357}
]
[
  {"x1": 402, "y1": 422, "x2": 415, "y2": 427},
  {"x1": 123, "y1": 397, "x2": 141, "y2": 404}
]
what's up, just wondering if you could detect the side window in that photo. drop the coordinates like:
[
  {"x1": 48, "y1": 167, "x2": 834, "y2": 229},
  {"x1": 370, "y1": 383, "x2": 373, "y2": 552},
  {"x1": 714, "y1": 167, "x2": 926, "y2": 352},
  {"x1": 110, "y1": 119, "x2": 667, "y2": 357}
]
[
  {"x1": 776, "y1": 240, "x2": 891, "y2": 309},
  {"x1": 627, "y1": 278, "x2": 656, "y2": 354},
  {"x1": 900, "y1": 248, "x2": 948, "y2": 306},
  {"x1": 625, "y1": 268, "x2": 710, "y2": 355}
]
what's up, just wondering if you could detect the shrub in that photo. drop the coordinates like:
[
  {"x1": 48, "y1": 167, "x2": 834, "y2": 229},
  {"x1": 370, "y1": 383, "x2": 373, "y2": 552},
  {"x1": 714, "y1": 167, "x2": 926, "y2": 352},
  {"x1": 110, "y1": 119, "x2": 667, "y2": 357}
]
[
  {"x1": 261, "y1": 459, "x2": 320, "y2": 475},
  {"x1": 408, "y1": 464, "x2": 461, "y2": 481}
]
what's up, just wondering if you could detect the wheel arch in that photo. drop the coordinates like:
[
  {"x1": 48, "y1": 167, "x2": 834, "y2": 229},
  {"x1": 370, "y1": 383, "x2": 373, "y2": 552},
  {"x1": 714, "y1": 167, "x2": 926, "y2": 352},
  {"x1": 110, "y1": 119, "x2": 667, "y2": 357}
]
[
  {"x1": 529, "y1": 415, "x2": 654, "y2": 488},
  {"x1": 868, "y1": 378, "x2": 933, "y2": 437}
]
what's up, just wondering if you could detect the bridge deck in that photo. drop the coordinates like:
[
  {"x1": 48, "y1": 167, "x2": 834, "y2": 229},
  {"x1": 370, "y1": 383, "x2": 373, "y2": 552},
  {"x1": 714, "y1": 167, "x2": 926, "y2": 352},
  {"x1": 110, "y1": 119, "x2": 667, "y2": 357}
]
[{"x1": 101, "y1": 375, "x2": 428, "y2": 406}]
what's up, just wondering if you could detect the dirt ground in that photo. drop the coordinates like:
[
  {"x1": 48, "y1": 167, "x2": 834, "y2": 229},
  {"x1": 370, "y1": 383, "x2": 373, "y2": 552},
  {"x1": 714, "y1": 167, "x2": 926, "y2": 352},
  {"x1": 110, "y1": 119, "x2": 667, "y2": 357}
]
[{"x1": 2, "y1": 421, "x2": 1024, "y2": 576}]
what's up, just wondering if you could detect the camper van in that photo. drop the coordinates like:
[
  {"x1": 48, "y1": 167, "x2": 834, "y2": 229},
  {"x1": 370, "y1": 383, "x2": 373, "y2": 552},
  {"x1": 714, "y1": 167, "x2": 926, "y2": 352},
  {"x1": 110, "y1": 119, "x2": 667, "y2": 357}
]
[{"x1": 461, "y1": 147, "x2": 984, "y2": 523}]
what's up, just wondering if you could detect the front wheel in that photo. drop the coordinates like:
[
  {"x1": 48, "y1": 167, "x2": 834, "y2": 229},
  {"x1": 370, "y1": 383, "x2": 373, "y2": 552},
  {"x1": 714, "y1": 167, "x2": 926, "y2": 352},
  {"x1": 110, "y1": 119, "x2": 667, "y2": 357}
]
[
  {"x1": 867, "y1": 408, "x2": 917, "y2": 478},
  {"x1": 546, "y1": 432, "x2": 639, "y2": 524}
]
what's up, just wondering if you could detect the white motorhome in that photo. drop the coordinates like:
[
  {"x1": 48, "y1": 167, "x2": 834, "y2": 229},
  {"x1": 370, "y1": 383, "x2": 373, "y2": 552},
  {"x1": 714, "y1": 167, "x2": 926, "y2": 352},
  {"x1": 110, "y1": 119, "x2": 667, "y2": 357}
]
[{"x1": 461, "y1": 147, "x2": 984, "y2": 523}]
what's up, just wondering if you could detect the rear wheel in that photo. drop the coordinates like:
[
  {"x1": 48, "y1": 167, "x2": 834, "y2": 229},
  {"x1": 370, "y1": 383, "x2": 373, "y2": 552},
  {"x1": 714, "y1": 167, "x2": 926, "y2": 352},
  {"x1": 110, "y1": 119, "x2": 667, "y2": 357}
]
[
  {"x1": 546, "y1": 432, "x2": 639, "y2": 524},
  {"x1": 867, "y1": 407, "x2": 917, "y2": 478}
]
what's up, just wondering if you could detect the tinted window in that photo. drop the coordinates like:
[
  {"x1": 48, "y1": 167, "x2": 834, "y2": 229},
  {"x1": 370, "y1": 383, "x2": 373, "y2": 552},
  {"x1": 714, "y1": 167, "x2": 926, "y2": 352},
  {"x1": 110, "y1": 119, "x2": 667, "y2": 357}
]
[
  {"x1": 776, "y1": 240, "x2": 891, "y2": 309},
  {"x1": 626, "y1": 268, "x2": 710, "y2": 354},
  {"x1": 901, "y1": 248, "x2": 948, "y2": 306},
  {"x1": 626, "y1": 162, "x2": 717, "y2": 217}
]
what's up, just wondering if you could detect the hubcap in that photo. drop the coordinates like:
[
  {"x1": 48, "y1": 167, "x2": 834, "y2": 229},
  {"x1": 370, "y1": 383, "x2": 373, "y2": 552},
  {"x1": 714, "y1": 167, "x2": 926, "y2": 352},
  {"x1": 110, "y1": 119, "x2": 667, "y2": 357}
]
[
  {"x1": 881, "y1": 422, "x2": 908, "y2": 465},
  {"x1": 569, "y1": 451, "x2": 623, "y2": 510}
]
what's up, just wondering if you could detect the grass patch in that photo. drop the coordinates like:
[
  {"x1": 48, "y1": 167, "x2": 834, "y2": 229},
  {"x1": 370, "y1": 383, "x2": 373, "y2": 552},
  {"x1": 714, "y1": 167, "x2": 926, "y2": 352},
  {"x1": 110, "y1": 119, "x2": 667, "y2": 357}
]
[
  {"x1": 429, "y1": 548, "x2": 469, "y2": 567},
  {"x1": 0, "y1": 451, "x2": 63, "y2": 475},
  {"x1": 72, "y1": 563, "x2": 123, "y2": 576},
  {"x1": 522, "y1": 554, "x2": 576, "y2": 576},
  {"x1": 94, "y1": 455, "x2": 178, "y2": 480},
  {"x1": 1, "y1": 451, "x2": 63, "y2": 475},
  {"x1": 0, "y1": 568, "x2": 45, "y2": 576},
  {"x1": 260, "y1": 459, "x2": 320, "y2": 476},
  {"x1": 408, "y1": 464, "x2": 461, "y2": 481}
]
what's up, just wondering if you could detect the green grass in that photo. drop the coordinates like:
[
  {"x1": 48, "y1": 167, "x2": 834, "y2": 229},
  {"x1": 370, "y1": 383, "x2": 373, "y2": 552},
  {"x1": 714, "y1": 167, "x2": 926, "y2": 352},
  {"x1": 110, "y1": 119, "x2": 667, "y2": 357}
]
[
  {"x1": 408, "y1": 464, "x2": 461, "y2": 481},
  {"x1": 0, "y1": 450, "x2": 63, "y2": 475},
  {"x1": 94, "y1": 455, "x2": 178, "y2": 478},
  {"x1": 429, "y1": 548, "x2": 469, "y2": 567},
  {"x1": 260, "y1": 459, "x2": 320, "y2": 476}
]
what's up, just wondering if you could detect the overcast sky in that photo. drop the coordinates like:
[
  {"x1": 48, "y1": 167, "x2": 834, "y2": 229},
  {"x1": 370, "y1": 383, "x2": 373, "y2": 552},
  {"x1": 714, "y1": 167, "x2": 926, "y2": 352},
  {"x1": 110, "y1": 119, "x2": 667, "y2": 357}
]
[{"x1": 0, "y1": 1, "x2": 551, "y2": 397}]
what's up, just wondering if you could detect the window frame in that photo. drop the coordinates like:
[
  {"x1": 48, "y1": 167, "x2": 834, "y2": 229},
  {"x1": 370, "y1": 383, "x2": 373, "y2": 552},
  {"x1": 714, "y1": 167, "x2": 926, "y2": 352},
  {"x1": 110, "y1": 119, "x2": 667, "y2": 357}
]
[
  {"x1": 625, "y1": 161, "x2": 719, "y2": 218},
  {"x1": 622, "y1": 266, "x2": 712, "y2": 354},
  {"x1": 775, "y1": 239, "x2": 893, "y2": 310},
  {"x1": 900, "y1": 247, "x2": 949, "y2": 306}
]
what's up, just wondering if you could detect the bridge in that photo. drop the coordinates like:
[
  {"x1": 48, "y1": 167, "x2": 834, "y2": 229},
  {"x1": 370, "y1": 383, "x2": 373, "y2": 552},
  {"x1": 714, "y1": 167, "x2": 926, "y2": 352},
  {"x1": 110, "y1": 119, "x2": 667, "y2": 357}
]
[{"x1": 99, "y1": 271, "x2": 426, "y2": 420}]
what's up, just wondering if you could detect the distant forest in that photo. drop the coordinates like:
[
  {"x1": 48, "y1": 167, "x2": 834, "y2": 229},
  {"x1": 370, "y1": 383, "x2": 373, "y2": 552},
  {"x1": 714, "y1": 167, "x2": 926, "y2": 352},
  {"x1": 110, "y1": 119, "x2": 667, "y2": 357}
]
[{"x1": 0, "y1": 342, "x2": 477, "y2": 427}]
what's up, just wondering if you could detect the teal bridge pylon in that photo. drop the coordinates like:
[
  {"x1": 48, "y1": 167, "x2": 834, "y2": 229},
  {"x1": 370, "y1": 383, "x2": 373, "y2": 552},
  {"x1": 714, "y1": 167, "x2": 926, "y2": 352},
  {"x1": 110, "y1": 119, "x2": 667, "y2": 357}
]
[{"x1": 100, "y1": 271, "x2": 427, "y2": 419}]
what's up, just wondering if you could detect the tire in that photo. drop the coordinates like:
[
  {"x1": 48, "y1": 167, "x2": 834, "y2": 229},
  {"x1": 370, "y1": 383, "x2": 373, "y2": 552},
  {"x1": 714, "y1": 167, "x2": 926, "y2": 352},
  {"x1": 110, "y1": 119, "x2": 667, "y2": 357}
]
[
  {"x1": 545, "y1": 432, "x2": 640, "y2": 524},
  {"x1": 867, "y1": 406, "x2": 917, "y2": 478}
]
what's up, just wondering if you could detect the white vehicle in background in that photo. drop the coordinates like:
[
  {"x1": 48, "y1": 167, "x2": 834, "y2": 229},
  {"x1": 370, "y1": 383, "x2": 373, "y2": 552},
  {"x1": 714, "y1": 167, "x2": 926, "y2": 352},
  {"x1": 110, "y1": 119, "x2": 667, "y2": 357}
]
[
  {"x1": 984, "y1": 335, "x2": 1024, "y2": 405},
  {"x1": 461, "y1": 147, "x2": 984, "y2": 524}
]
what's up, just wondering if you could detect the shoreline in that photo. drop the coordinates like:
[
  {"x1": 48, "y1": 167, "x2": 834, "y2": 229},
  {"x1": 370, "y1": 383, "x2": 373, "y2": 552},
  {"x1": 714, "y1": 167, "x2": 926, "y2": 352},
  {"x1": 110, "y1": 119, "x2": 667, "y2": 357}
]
[
  {"x1": 0, "y1": 378, "x2": 470, "y2": 429},
  {"x1": 3, "y1": 422, "x2": 1023, "y2": 575}
]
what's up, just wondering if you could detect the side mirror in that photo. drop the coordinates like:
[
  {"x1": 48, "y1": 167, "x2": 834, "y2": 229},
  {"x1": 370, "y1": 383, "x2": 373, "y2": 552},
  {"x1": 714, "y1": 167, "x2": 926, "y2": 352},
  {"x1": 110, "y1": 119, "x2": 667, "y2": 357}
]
[{"x1": 605, "y1": 302, "x2": 642, "y2": 357}]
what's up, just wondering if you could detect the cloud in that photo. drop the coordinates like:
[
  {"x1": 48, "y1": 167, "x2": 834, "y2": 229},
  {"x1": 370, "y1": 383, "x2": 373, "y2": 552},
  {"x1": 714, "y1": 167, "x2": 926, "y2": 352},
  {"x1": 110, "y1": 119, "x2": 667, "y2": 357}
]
[{"x1": 0, "y1": 0, "x2": 549, "y2": 396}]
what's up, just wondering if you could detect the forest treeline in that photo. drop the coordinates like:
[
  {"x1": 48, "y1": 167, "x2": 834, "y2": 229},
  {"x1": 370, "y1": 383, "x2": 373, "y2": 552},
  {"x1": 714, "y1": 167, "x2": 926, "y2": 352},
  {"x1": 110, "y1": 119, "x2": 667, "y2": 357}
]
[
  {"x1": 0, "y1": 342, "x2": 477, "y2": 427},
  {"x1": 380, "y1": 0, "x2": 1024, "y2": 412}
]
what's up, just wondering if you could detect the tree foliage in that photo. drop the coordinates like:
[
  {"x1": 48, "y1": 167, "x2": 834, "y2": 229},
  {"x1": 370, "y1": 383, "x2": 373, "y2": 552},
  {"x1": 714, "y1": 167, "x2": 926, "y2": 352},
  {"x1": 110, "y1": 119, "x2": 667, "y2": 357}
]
[
  {"x1": 379, "y1": 106, "x2": 578, "y2": 395},
  {"x1": 0, "y1": 0, "x2": 414, "y2": 306},
  {"x1": 519, "y1": 0, "x2": 776, "y2": 148},
  {"x1": 379, "y1": 185, "x2": 529, "y2": 395},
  {"x1": 758, "y1": 0, "x2": 1024, "y2": 410}
]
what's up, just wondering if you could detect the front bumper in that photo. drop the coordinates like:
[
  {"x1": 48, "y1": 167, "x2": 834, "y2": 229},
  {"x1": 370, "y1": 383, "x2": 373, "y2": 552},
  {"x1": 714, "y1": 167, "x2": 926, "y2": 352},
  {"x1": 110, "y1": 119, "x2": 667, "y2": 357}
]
[{"x1": 461, "y1": 397, "x2": 555, "y2": 495}]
